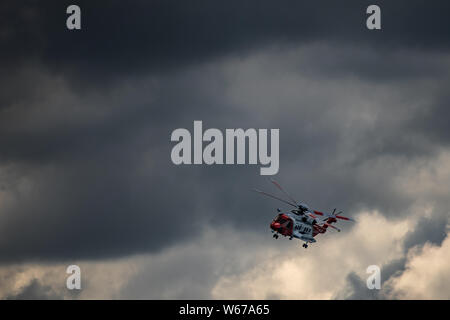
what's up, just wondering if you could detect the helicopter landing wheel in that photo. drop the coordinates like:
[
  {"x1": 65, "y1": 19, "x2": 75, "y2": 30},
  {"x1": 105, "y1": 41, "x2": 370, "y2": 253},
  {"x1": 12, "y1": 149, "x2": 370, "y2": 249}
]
[
  {"x1": 302, "y1": 243, "x2": 308, "y2": 248},
  {"x1": 273, "y1": 234, "x2": 279, "y2": 239}
]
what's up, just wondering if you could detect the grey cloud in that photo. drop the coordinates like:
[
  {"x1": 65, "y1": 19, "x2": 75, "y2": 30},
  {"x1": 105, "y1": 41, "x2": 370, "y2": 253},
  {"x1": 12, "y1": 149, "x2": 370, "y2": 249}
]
[
  {"x1": 5, "y1": 279, "x2": 62, "y2": 300},
  {"x1": 403, "y1": 216, "x2": 449, "y2": 250},
  {"x1": 338, "y1": 213, "x2": 449, "y2": 299},
  {"x1": 335, "y1": 272, "x2": 380, "y2": 300},
  {"x1": 336, "y1": 258, "x2": 406, "y2": 300}
]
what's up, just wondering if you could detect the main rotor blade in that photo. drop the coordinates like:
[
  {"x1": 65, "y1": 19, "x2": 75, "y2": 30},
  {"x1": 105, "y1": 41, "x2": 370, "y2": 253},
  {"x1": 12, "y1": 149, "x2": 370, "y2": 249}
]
[
  {"x1": 269, "y1": 178, "x2": 299, "y2": 206},
  {"x1": 325, "y1": 223, "x2": 341, "y2": 232},
  {"x1": 335, "y1": 215, "x2": 355, "y2": 222},
  {"x1": 252, "y1": 189, "x2": 298, "y2": 208}
]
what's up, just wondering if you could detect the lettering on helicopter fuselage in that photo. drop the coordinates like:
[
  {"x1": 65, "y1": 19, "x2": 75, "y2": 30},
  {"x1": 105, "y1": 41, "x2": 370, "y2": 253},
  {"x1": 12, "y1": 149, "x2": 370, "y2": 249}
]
[
  {"x1": 171, "y1": 121, "x2": 279, "y2": 175},
  {"x1": 294, "y1": 224, "x2": 311, "y2": 234}
]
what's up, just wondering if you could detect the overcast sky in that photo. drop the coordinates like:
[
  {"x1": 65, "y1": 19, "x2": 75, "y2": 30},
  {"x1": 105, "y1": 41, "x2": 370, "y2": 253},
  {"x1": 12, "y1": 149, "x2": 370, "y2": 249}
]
[{"x1": 1, "y1": 0, "x2": 450, "y2": 299}]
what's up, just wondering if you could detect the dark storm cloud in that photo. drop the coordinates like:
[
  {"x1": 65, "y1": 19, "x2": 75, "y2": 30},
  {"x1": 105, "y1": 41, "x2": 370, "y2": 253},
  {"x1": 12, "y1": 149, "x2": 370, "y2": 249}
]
[
  {"x1": 1, "y1": 0, "x2": 450, "y2": 270},
  {"x1": 1, "y1": 47, "x2": 450, "y2": 263},
  {"x1": 3, "y1": 0, "x2": 450, "y2": 82},
  {"x1": 0, "y1": 63, "x2": 264, "y2": 262},
  {"x1": 0, "y1": 159, "x2": 202, "y2": 261}
]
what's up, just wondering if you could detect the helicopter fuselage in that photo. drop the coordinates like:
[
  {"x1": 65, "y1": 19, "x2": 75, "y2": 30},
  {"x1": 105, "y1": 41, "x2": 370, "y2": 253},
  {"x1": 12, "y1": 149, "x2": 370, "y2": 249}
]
[{"x1": 270, "y1": 213, "x2": 317, "y2": 243}]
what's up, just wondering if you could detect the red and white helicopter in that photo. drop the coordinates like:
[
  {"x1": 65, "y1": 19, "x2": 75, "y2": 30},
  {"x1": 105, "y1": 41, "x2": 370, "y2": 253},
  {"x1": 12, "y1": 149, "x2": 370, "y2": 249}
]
[{"x1": 254, "y1": 179, "x2": 354, "y2": 248}]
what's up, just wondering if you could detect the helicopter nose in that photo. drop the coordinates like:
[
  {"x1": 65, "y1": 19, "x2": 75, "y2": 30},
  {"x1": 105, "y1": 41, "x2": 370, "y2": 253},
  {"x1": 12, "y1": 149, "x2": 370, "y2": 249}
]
[{"x1": 271, "y1": 222, "x2": 281, "y2": 229}]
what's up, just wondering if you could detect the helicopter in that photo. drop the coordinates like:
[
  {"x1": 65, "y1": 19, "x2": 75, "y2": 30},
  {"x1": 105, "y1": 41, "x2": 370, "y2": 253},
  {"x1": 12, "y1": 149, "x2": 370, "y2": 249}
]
[{"x1": 254, "y1": 179, "x2": 355, "y2": 248}]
